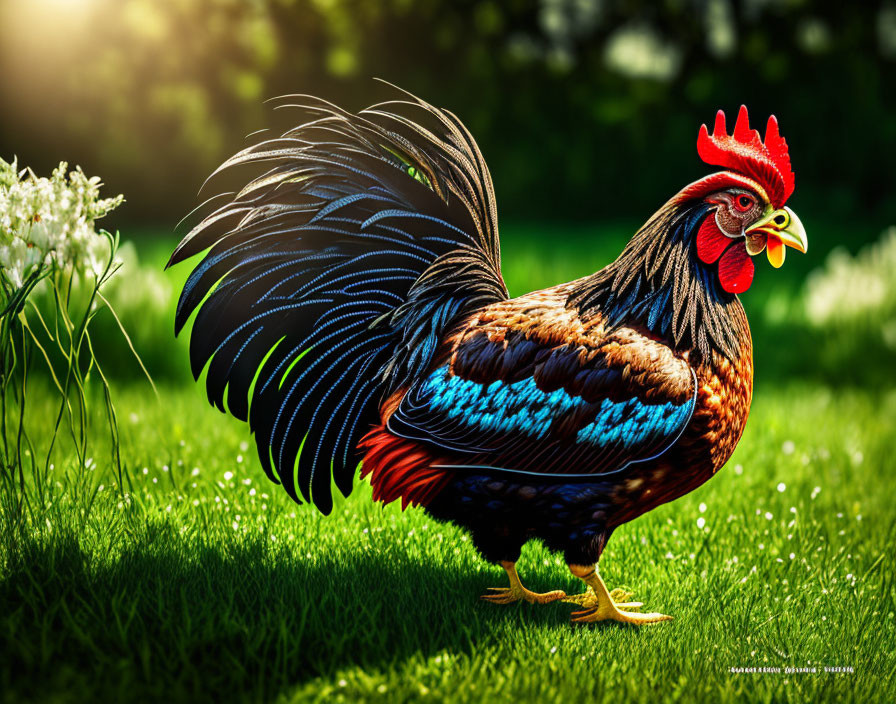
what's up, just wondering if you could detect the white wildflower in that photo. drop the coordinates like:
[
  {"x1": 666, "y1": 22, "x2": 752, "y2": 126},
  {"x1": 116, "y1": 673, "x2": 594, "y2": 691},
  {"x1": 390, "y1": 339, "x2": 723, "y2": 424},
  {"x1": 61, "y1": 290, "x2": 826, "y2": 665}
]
[{"x1": 0, "y1": 158, "x2": 122, "y2": 288}]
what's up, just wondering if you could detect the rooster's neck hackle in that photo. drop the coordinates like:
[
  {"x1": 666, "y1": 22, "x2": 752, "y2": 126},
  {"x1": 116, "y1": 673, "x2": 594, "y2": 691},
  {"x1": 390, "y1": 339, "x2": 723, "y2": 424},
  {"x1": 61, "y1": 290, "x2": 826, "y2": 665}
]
[{"x1": 568, "y1": 200, "x2": 749, "y2": 364}]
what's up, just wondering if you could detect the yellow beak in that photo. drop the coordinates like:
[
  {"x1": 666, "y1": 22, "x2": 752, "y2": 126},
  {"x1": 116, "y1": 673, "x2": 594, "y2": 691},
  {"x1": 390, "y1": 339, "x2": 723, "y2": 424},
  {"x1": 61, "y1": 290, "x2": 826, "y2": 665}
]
[{"x1": 745, "y1": 206, "x2": 808, "y2": 268}]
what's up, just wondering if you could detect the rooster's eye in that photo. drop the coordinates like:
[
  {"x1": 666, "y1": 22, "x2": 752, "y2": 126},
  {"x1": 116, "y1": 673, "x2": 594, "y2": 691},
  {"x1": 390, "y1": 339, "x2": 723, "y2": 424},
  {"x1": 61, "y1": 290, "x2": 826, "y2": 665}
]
[{"x1": 734, "y1": 194, "x2": 754, "y2": 212}]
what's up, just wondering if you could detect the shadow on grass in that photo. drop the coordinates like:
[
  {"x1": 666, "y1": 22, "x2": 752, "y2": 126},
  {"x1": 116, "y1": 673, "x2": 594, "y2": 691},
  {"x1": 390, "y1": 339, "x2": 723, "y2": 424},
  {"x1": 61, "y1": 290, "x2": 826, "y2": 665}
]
[{"x1": 0, "y1": 525, "x2": 572, "y2": 704}]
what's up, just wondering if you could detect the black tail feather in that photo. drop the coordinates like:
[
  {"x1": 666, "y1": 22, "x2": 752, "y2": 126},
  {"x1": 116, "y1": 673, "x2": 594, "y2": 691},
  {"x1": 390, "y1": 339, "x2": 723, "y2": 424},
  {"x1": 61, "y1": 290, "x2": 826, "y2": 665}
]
[{"x1": 169, "y1": 89, "x2": 507, "y2": 513}]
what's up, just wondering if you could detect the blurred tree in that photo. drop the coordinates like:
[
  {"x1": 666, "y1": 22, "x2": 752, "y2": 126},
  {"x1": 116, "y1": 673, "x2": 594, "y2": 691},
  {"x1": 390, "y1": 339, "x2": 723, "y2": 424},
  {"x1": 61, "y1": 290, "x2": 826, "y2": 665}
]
[{"x1": 0, "y1": 0, "x2": 893, "y2": 232}]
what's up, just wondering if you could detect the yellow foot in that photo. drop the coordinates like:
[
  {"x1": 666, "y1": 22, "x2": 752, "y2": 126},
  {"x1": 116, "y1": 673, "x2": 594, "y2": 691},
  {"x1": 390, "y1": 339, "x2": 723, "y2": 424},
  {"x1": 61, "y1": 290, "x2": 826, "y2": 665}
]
[
  {"x1": 570, "y1": 602, "x2": 672, "y2": 625},
  {"x1": 481, "y1": 585, "x2": 566, "y2": 605},
  {"x1": 481, "y1": 561, "x2": 567, "y2": 605},
  {"x1": 566, "y1": 564, "x2": 673, "y2": 626}
]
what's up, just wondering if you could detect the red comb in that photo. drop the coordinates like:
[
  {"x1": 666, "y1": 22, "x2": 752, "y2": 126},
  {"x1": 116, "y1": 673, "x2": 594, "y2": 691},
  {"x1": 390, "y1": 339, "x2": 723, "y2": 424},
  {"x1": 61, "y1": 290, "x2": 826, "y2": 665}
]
[{"x1": 697, "y1": 106, "x2": 795, "y2": 208}]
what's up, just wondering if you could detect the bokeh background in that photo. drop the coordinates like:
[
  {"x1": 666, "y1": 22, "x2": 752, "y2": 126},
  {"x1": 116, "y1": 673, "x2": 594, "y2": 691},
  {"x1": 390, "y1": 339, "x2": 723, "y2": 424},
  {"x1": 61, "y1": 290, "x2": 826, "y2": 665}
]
[
  {"x1": 2, "y1": 0, "x2": 895, "y2": 226},
  {"x1": 1, "y1": 1, "x2": 894, "y2": 385}
]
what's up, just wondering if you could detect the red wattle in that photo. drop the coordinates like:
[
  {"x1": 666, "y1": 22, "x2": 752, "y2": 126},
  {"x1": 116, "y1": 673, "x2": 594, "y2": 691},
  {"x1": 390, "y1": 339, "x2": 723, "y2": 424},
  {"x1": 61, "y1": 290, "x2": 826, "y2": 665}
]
[
  {"x1": 717, "y1": 243, "x2": 755, "y2": 293},
  {"x1": 696, "y1": 216, "x2": 731, "y2": 264}
]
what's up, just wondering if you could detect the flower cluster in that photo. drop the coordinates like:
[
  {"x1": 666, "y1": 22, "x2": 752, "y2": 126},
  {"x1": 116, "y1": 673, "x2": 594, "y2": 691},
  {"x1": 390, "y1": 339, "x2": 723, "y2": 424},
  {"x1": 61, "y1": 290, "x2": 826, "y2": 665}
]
[{"x1": 0, "y1": 157, "x2": 123, "y2": 288}]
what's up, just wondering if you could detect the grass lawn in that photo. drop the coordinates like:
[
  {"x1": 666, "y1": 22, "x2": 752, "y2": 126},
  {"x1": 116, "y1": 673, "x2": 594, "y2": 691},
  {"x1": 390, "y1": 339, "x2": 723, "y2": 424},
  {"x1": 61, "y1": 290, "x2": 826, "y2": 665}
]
[
  {"x1": 2, "y1": 224, "x2": 895, "y2": 703},
  {"x1": 3, "y1": 385, "x2": 895, "y2": 703}
]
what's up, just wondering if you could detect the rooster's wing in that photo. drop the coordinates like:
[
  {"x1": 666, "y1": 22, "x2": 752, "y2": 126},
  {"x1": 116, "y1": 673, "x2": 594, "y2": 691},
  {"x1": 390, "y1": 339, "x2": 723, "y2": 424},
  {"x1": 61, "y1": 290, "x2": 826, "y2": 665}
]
[{"x1": 387, "y1": 320, "x2": 697, "y2": 480}]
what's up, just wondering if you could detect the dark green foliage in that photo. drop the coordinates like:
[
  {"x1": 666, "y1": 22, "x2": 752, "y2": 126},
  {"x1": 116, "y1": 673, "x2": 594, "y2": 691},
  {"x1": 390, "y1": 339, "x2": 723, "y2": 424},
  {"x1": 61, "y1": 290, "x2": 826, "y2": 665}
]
[{"x1": 0, "y1": 2, "x2": 893, "y2": 228}]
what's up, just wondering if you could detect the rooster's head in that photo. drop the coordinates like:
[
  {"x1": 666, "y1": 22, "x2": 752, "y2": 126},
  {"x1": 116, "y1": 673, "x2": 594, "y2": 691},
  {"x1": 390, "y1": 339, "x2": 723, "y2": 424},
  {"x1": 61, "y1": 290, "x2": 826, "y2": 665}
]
[{"x1": 676, "y1": 106, "x2": 807, "y2": 294}]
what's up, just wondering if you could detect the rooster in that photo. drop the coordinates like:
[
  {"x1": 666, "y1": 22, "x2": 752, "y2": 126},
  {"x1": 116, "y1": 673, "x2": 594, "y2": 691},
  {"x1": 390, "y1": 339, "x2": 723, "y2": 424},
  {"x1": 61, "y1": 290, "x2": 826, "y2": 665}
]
[{"x1": 169, "y1": 89, "x2": 806, "y2": 625}]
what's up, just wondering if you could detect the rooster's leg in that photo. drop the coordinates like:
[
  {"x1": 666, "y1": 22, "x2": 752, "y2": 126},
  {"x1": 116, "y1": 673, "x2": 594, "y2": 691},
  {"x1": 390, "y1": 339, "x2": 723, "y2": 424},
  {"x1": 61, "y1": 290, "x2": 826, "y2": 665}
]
[
  {"x1": 562, "y1": 564, "x2": 672, "y2": 625},
  {"x1": 481, "y1": 561, "x2": 566, "y2": 605}
]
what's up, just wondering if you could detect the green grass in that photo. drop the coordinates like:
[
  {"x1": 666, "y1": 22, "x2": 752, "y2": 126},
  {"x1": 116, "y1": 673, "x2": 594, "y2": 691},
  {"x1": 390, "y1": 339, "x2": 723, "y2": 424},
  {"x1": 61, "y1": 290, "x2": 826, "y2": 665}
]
[
  {"x1": 2, "y1": 222, "x2": 895, "y2": 703},
  {"x1": 2, "y1": 382, "x2": 894, "y2": 703}
]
